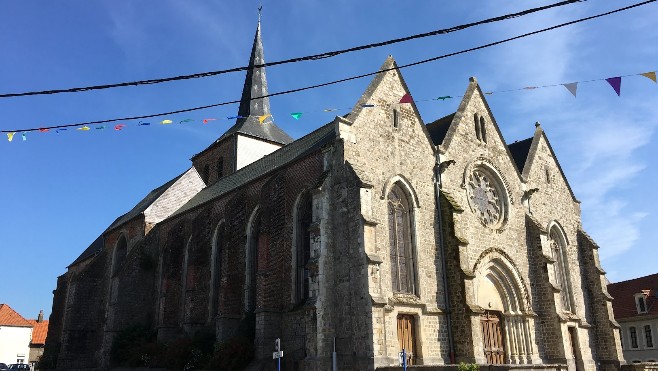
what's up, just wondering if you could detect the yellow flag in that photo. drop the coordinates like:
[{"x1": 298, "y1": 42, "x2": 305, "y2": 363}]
[
  {"x1": 78, "y1": 126, "x2": 90, "y2": 131},
  {"x1": 7, "y1": 132, "x2": 15, "y2": 142},
  {"x1": 258, "y1": 114, "x2": 271, "y2": 124},
  {"x1": 161, "y1": 119, "x2": 173, "y2": 125},
  {"x1": 640, "y1": 72, "x2": 657, "y2": 83}
]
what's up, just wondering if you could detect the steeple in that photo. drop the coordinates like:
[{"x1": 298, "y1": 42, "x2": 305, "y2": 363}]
[{"x1": 217, "y1": 20, "x2": 293, "y2": 145}]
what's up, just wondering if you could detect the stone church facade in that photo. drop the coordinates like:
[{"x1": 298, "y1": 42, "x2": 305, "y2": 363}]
[{"x1": 44, "y1": 21, "x2": 624, "y2": 370}]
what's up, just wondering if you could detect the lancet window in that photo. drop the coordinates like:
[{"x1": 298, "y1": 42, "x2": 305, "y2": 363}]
[{"x1": 388, "y1": 183, "x2": 416, "y2": 294}]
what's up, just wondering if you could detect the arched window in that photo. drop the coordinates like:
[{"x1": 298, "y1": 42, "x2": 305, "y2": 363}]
[
  {"x1": 474, "y1": 113, "x2": 481, "y2": 141},
  {"x1": 388, "y1": 183, "x2": 416, "y2": 294},
  {"x1": 112, "y1": 234, "x2": 127, "y2": 277},
  {"x1": 549, "y1": 226, "x2": 573, "y2": 312},
  {"x1": 294, "y1": 192, "x2": 312, "y2": 304},
  {"x1": 246, "y1": 208, "x2": 264, "y2": 312},
  {"x1": 480, "y1": 116, "x2": 487, "y2": 143},
  {"x1": 209, "y1": 222, "x2": 224, "y2": 320}
]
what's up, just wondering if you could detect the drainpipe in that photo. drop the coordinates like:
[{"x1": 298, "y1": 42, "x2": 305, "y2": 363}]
[{"x1": 434, "y1": 151, "x2": 455, "y2": 363}]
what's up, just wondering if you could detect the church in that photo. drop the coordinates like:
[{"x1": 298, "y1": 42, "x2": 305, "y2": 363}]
[{"x1": 44, "y1": 20, "x2": 624, "y2": 371}]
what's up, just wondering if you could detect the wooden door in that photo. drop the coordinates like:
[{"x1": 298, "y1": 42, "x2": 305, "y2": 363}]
[
  {"x1": 397, "y1": 314, "x2": 416, "y2": 365},
  {"x1": 481, "y1": 311, "x2": 505, "y2": 364}
]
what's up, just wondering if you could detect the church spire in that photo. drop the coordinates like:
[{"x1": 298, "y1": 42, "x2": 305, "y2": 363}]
[{"x1": 218, "y1": 19, "x2": 292, "y2": 145}]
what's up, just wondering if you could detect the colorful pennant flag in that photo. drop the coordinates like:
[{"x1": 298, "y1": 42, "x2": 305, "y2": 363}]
[
  {"x1": 39, "y1": 128, "x2": 50, "y2": 133},
  {"x1": 399, "y1": 93, "x2": 413, "y2": 104},
  {"x1": 523, "y1": 86, "x2": 538, "y2": 90},
  {"x1": 290, "y1": 112, "x2": 303, "y2": 120},
  {"x1": 114, "y1": 124, "x2": 126, "y2": 131},
  {"x1": 484, "y1": 92, "x2": 493, "y2": 95},
  {"x1": 435, "y1": 96, "x2": 452, "y2": 101},
  {"x1": 606, "y1": 77, "x2": 622, "y2": 96},
  {"x1": 226, "y1": 115, "x2": 246, "y2": 120},
  {"x1": 323, "y1": 108, "x2": 338, "y2": 112},
  {"x1": 562, "y1": 83, "x2": 578, "y2": 97},
  {"x1": 138, "y1": 121, "x2": 151, "y2": 126},
  {"x1": 160, "y1": 119, "x2": 173, "y2": 125},
  {"x1": 22, "y1": 133, "x2": 27, "y2": 141},
  {"x1": 179, "y1": 119, "x2": 194, "y2": 124},
  {"x1": 7, "y1": 132, "x2": 15, "y2": 142},
  {"x1": 56, "y1": 129, "x2": 67, "y2": 134},
  {"x1": 78, "y1": 126, "x2": 90, "y2": 131},
  {"x1": 640, "y1": 71, "x2": 657, "y2": 83},
  {"x1": 203, "y1": 118, "x2": 217, "y2": 124},
  {"x1": 360, "y1": 104, "x2": 375, "y2": 108},
  {"x1": 258, "y1": 114, "x2": 271, "y2": 124}
]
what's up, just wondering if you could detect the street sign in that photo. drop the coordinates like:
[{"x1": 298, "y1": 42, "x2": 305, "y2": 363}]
[{"x1": 272, "y1": 351, "x2": 284, "y2": 359}]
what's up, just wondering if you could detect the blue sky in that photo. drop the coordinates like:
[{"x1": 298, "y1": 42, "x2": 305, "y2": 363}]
[{"x1": 0, "y1": 1, "x2": 656, "y2": 320}]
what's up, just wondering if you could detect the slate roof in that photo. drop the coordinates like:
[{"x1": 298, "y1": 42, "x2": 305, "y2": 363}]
[
  {"x1": 106, "y1": 173, "x2": 183, "y2": 232},
  {"x1": 214, "y1": 22, "x2": 292, "y2": 146},
  {"x1": 0, "y1": 304, "x2": 32, "y2": 327},
  {"x1": 171, "y1": 121, "x2": 335, "y2": 218},
  {"x1": 425, "y1": 113, "x2": 455, "y2": 146},
  {"x1": 27, "y1": 319, "x2": 49, "y2": 345},
  {"x1": 508, "y1": 137, "x2": 533, "y2": 173},
  {"x1": 68, "y1": 234, "x2": 104, "y2": 268},
  {"x1": 608, "y1": 273, "x2": 658, "y2": 320}
]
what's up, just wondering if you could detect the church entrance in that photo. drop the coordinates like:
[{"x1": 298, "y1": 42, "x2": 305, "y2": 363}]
[
  {"x1": 397, "y1": 314, "x2": 416, "y2": 365},
  {"x1": 480, "y1": 310, "x2": 505, "y2": 364}
]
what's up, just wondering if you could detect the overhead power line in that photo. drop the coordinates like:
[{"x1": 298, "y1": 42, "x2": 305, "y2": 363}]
[
  {"x1": 2, "y1": 0, "x2": 654, "y2": 134},
  {"x1": 0, "y1": 0, "x2": 585, "y2": 99}
]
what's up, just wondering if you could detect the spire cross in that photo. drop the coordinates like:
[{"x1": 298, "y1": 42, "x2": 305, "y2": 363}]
[{"x1": 258, "y1": 4, "x2": 263, "y2": 22}]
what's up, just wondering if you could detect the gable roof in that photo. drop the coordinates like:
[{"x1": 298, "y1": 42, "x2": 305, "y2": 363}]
[
  {"x1": 170, "y1": 121, "x2": 336, "y2": 218},
  {"x1": 608, "y1": 273, "x2": 658, "y2": 320},
  {"x1": 27, "y1": 319, "x2": 49, "y2": 345},
  {"x1": 508, "y1": 137, "x2": 533, "y2": 173},
  {"x1": 426, "y1": 113, "x2": 455, "y2": 146},
  {"x1": 0, "y1": 304, "x2": 32, "y2": 327}
]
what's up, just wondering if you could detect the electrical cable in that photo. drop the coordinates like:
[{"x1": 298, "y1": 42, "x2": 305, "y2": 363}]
[
  {"x1": 2, "y1": 0, "x2": 654, "y2": 134},
  {"x1": 0, "y1": 0, "x2": 585, "y2": 99}
]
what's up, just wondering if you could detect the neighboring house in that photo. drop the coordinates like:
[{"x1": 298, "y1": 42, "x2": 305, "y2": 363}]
[
  {"x1": 0, "y1": 304, "x2": 32, "y2": 365},
  {"x1": 27, "y1": 310, "x2": 49, "y2": 368},
  {"x1": 608, "y1": 273, "x2": 658, "y2": 363},
  {"x1": 44, "y1": 19, "x2": 624, "y2": 371}
]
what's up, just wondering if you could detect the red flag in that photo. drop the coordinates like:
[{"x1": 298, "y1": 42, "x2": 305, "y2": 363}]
[
  {"x1": 39, "y1": 128, "x2": 50, "y2": 132},
  {"x1": 114, "y1": 124, "x2": 126, "y2": 131},
  {"x1": 203, "y1": 118, "x2": 217, "y2": 124},
  {"x1": 399, "y1": 93, "x2": 413, "y2": 104}
]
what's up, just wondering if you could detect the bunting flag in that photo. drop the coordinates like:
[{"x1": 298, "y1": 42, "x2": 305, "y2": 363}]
[
  {"x1": 399, "y1": 93, "x2": 413, "y2": 104},
  {"x1": 360, "y1": 104, "x2": 375, "y2": 108},
  {"x1": 179, "y1": 119, "x2": 194, "y2": 124},
  {"x1": 22, "y1": 133, "x2": 27, "y2": 141},
  {"x1": 258, "y1": 114, "x2": 271, "y2": 124},
  {"x1": 203, "y1": 118, "x2": 217, "y2": 124},
  {"x1": 55, "y1": 129, "x2": 67, "y2": 134},
  {"x1": 160, "y1": 119, "x2": 173, "y2": 125},
  {"x1": 114, "y1": 124, "x2": 126, "y2": 131},
  {"x1": 323, "y1": 108, "x2": 338, "y2": 112},
  {"x1": 78, "y1": 126, "x2": 90, "y2": 131},
  {"x1": 138, "y1": 121, "x2": 151, "y2": 126},
  {"x1": 39, "y1": 128, "x2": 50, "y2": 133},
  {"x1": 606, "y1": 77, "x2": 622, "y2": 96},
  {"x1": 290, "y1": 112, "x2": 302, "y2": 120},
  {"x1": 640, "y1": 71, "x2": 657, "y2": 83},
  {"x1": 562, "y1": 82, "x2": 578, "y2": 97},
  {"x1": 435, "y1": 96, "x2": 452, "y2": 101},
  {"x1": 226, "y1": 115, "x2": 246, "y2": 120},
  {"x1": 7, "y1": 132, "x2": 15, "y2": 142},
  {"x1": 96, "y1": 126, "x2": 105, "y2": 130},
  {"x1": 484, "y1": 92, "x2": 493, "y2": 95},
  {"x1": 523, "y1": 86, "x2": 538, "y2": 90}
]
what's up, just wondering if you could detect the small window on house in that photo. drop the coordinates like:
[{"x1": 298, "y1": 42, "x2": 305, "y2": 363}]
[
  {"x1": 474, "y1": 113, "x2": 481, "y2": 141},
  {"x1": 645, "y1": 325, "x2": 654, "y2": 348},
  {"x1": 393, "y1": 108, "x2": 400, "y2": 128},
  {"x1": 636, "y1": 294, "x2": 648, "y2": 313},
  {"x1": 480, "y1": 116, "x2": 487, "y2": 143},
  {"x1": 630, "y1": 326, "x2": 639, "y2": 348},
  {"x1": 217, "y1": 157, "x2": 224, "y2": 179},
  {"x1": 203, "y1": 164, "x2": 210, "y2": 183}
]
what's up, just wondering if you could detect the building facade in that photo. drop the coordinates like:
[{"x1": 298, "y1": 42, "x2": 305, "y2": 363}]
[
  {"x1": 0, "y1": 304, "x2": 32, "y2": 366},
  {"x1": 608, "y1": 274, "x2": 658, "y2": 363},
  {"x1": 44, "y1": 21, "x2": 624, "y2": 371}
]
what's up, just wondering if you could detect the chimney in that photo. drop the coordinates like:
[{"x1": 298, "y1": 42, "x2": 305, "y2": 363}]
[{"x1": 38, "y1": 310, "x2": 43, "y2": 323}]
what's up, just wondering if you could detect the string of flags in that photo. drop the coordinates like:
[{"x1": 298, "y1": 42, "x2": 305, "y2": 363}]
[{"x1": 3, "y1": 69, "x2": 656, "y2": 143}]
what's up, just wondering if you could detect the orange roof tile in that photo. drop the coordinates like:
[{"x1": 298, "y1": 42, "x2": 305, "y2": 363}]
[
  {"x1": 0, "y1": 304, "x2": 32, "y2": 327},
  {"x1": 27, "y1": 320, "x2": 49, "y2": 344}
]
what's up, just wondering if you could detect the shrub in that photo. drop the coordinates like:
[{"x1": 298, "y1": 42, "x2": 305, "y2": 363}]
[{"x1": 458, "y1": 362, "x2": 480, "y2": 371}]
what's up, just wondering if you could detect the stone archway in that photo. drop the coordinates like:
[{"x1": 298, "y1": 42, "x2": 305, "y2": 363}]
[{"x1": 474, "y1": 249, "x2": 537, "y2": 364}]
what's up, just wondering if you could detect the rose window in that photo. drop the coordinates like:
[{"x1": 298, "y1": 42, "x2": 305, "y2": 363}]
[{"x1": 467, "y1": 168, "x2": 505, "y2": 228}]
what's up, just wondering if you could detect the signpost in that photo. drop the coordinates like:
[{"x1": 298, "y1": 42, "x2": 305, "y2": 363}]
[{"x1": 274, "y1": 338, "x2": 283, "y2": 371}]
